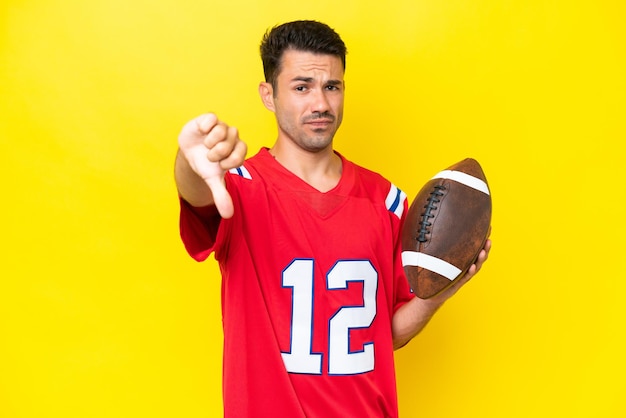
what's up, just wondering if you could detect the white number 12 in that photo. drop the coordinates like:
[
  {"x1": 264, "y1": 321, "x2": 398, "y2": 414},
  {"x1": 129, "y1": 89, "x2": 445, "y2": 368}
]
[{"x1": 281, "y1": 259, "x2": 378, "y2": 375}]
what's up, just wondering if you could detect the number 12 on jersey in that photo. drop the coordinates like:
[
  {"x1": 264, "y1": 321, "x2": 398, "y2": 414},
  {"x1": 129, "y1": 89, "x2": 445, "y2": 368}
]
[{"x1": 281, "y1": 259, "x2": 378, "y2": 375}]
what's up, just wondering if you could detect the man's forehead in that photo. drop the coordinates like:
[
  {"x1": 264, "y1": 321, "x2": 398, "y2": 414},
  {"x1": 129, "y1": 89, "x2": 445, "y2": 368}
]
[{"x1": 279, "y1": 49, "x2": 344, "y2": 77}]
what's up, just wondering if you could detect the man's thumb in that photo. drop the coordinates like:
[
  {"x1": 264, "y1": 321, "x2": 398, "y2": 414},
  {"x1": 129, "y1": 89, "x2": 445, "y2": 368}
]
[{"x1": 205, "y1": 175, "x2": 234, "y2": 219}]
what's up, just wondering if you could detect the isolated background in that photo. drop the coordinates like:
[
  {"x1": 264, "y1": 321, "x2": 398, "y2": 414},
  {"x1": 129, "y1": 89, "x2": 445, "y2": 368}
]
[{"x1": 2, "y1": 0, "x2": 624, "y2": 417}]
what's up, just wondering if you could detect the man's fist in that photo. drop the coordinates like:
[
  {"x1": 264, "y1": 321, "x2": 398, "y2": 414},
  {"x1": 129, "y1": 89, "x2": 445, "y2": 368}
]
[{"x1": 177, "y1": 113, "x2": 247, "y2": 218}]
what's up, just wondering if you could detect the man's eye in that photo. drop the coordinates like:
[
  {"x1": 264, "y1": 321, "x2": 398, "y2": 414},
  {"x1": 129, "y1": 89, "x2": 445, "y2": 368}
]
[
  {"x1": 295, "y1": 86, "x2": 307, "y2": 92},
  {"x1": 326, "y1": 85, "x2": 339, "y2": 91}
]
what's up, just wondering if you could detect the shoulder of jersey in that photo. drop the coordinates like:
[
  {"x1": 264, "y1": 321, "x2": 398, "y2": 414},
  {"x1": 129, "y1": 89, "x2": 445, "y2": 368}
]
[
  {"x1": 228, "y1": 159, "x2": 406, "y2": 219},
  {"x1": 228, "y1": 164, "x2": 253, "y2": 180},
  {"x1": 351, "y1": 163, "x2": 407, "y2": 220}
]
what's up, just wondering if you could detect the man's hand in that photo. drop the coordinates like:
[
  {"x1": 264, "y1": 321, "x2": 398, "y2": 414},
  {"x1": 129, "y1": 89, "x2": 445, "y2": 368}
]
[
  {"x1": 426, "y1": 236, "x2": 492, "y2": 306},
  {"x1": 392, "y1": 235, "x2": 492, "y2": 349},
  {"x1": 177, "y1": 113, "x2": 247, "y2": 218}
]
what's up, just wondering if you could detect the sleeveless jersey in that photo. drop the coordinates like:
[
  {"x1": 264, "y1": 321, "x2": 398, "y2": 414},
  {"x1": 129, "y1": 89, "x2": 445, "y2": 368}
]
[{"x1": 179, "y1": 148, "x2": 414, "y2": 418}]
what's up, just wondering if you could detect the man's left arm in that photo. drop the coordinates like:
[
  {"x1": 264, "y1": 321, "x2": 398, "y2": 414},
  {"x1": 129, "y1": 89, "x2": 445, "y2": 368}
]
[{"x1": 392, "y1": 239, "x2": 492, "y2": 350}]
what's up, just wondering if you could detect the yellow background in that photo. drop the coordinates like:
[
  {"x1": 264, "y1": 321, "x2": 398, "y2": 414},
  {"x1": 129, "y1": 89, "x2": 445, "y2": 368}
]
[{"x1": 1, "y1": 0, "x2": 624, "y2": 417}]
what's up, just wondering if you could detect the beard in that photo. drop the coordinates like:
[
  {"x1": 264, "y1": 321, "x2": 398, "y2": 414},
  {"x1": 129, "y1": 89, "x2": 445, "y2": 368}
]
[{"x1": 277, "y1": 111, "x2": 342, "y2": 153}]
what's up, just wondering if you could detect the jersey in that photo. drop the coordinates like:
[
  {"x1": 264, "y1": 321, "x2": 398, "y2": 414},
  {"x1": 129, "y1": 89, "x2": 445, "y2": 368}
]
[{"x1": 179, "y1": 148, "x2": 415, "y2": 418}]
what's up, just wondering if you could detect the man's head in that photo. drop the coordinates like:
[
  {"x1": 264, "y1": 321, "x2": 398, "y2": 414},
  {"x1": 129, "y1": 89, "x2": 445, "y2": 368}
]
[
  {"x1": 258, "y1": 21, "x2": 347, "y2": 154},
  {"x1": 260, "y1": 20, "x2": 347, "y2": 91}
]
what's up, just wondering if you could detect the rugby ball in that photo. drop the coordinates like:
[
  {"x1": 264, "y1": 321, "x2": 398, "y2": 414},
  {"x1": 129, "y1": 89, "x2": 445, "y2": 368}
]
[{"x1": 402, "y1": 158, "x2": 491, "y2": 299}]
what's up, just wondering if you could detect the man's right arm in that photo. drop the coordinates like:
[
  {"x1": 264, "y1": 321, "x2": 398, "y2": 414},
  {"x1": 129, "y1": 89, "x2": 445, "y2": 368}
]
[
  {"x1": 175, "y1": 148, "x2": 214, "y2": 207},
  {"x1": 175, "y1": 113, "x2": 247, "y2": 218}
]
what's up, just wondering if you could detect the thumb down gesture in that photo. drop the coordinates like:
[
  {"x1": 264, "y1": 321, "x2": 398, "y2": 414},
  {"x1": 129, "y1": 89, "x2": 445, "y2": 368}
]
[{"x1": 176, "y1": 113, "x2": 247, "y2": 219}]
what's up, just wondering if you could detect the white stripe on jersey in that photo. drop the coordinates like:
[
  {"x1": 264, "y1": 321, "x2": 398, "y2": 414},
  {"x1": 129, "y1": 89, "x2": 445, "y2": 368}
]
[
  {"x1": 385, "y1": 184, "x2": 406, "y2": 219},
  {"x1": 228, "y1": 165, "x2": 252, "y2": 180},
  {"x1": 401, "y1": 251, "x2": 462, "y2": 281},
  {"x1": 432, "y1": 170, "x2": 490, "y2": 195}
]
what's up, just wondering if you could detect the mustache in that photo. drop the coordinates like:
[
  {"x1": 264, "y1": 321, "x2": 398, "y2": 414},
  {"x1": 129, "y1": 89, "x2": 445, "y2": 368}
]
[{"x1": 303, "y1": 112, "x2": 335, "y2": 122}]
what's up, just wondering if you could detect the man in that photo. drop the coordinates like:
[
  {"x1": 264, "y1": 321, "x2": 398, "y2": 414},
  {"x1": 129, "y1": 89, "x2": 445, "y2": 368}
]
[{"x1": 175, "y1": 20, "x2": 490, "y2": 418}]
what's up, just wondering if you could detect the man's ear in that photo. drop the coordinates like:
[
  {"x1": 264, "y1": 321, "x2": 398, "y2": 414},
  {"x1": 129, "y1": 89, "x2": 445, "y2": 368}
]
[{"x1": 258, "y1": 82, "x2": 275, "y2": 112}]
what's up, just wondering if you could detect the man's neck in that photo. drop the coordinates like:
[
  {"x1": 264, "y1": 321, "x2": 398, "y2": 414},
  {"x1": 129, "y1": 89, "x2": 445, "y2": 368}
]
[{"x1": 269, "y1": 142, "x2": 343, "y2": 193}]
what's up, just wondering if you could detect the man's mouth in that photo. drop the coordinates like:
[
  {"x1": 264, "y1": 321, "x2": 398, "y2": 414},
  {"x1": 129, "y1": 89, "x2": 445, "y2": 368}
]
[
  {"x1": 307, "y1": 119, "x2": 332, "y2": 125},
  {"x1": 304, "y1": 112, "x2": 335, "y2": 124}
]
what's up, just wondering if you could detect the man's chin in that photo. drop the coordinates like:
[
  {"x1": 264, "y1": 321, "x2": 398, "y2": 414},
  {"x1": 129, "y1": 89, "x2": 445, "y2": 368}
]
[{"x1": 302, "y1": 136, "x2": 334, "y2": 153}]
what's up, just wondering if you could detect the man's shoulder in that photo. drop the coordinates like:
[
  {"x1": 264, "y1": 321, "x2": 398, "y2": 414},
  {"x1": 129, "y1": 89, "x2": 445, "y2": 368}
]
[
  {"x1": 341, "y1": 154, "x2": 394, "y2": 189},
  {"x1": 226, "y1": 147, "x2": 270, "y2": 181},
  {"x1": 340, "y1": 154, "x2": 406, "y2": 217}
]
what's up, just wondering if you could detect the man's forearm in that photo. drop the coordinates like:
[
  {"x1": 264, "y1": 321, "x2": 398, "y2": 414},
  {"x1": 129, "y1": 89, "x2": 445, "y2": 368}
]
[
  {"x1": 174, "y1": 149, "x2": 215, "y2": 207},
  {"x1": 392, "y1": 297, "x2": 444, "y2": 350}
]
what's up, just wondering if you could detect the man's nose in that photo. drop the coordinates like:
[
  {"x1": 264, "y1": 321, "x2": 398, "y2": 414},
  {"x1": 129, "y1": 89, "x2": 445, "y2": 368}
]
[{"x1": 310, "y1": 89, "x2": 331, "y2": 114}]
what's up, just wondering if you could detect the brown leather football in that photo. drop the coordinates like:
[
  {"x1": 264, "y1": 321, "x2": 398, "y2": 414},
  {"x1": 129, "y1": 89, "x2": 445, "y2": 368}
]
[{"x1": 402, "y1": 158, "x2": 491, "y2": 299}]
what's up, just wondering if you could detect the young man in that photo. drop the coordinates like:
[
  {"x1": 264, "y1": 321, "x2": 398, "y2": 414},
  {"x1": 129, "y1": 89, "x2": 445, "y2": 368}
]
[{"x1": 175, "y1": 20, "x2": 490, "y2": 418}]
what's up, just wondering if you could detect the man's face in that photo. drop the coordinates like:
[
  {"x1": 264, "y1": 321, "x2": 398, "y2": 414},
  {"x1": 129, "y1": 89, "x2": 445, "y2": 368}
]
[{"x1": 262, "y1": 49, "x2": 345, "y2": 153}]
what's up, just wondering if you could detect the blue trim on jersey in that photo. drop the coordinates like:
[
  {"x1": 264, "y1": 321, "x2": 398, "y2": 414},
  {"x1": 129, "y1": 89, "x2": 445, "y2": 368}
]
[
  {"x1": 228, "y1": 165, "x2": 252, "y2": 180},
  {"x1": 386, "y1": 184, "x2": 406, "y2": 219},
  {"x1": 389, "y1": 188, "x2": 401, "y2": 213}
]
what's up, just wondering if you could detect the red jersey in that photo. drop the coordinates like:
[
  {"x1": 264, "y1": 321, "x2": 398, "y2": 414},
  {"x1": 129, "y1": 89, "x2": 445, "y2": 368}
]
[{"x1": 179, "y1": 148, "x2": 414, "y2": 418}]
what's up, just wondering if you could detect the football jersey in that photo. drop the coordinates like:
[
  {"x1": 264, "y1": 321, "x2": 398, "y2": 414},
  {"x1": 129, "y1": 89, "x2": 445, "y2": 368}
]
[{"x1": 179, "y1": 148, "x2": 415, "y2": 418}]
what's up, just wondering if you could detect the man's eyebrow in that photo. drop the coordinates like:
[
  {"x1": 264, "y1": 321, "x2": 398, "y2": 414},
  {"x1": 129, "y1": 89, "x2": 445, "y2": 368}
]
[
  {"x1": 291, "y1": 76, "x2": 314, "y2": 83},
  {"x1": 289, "y1": 77, "x2": 343, "y2": 85}
]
